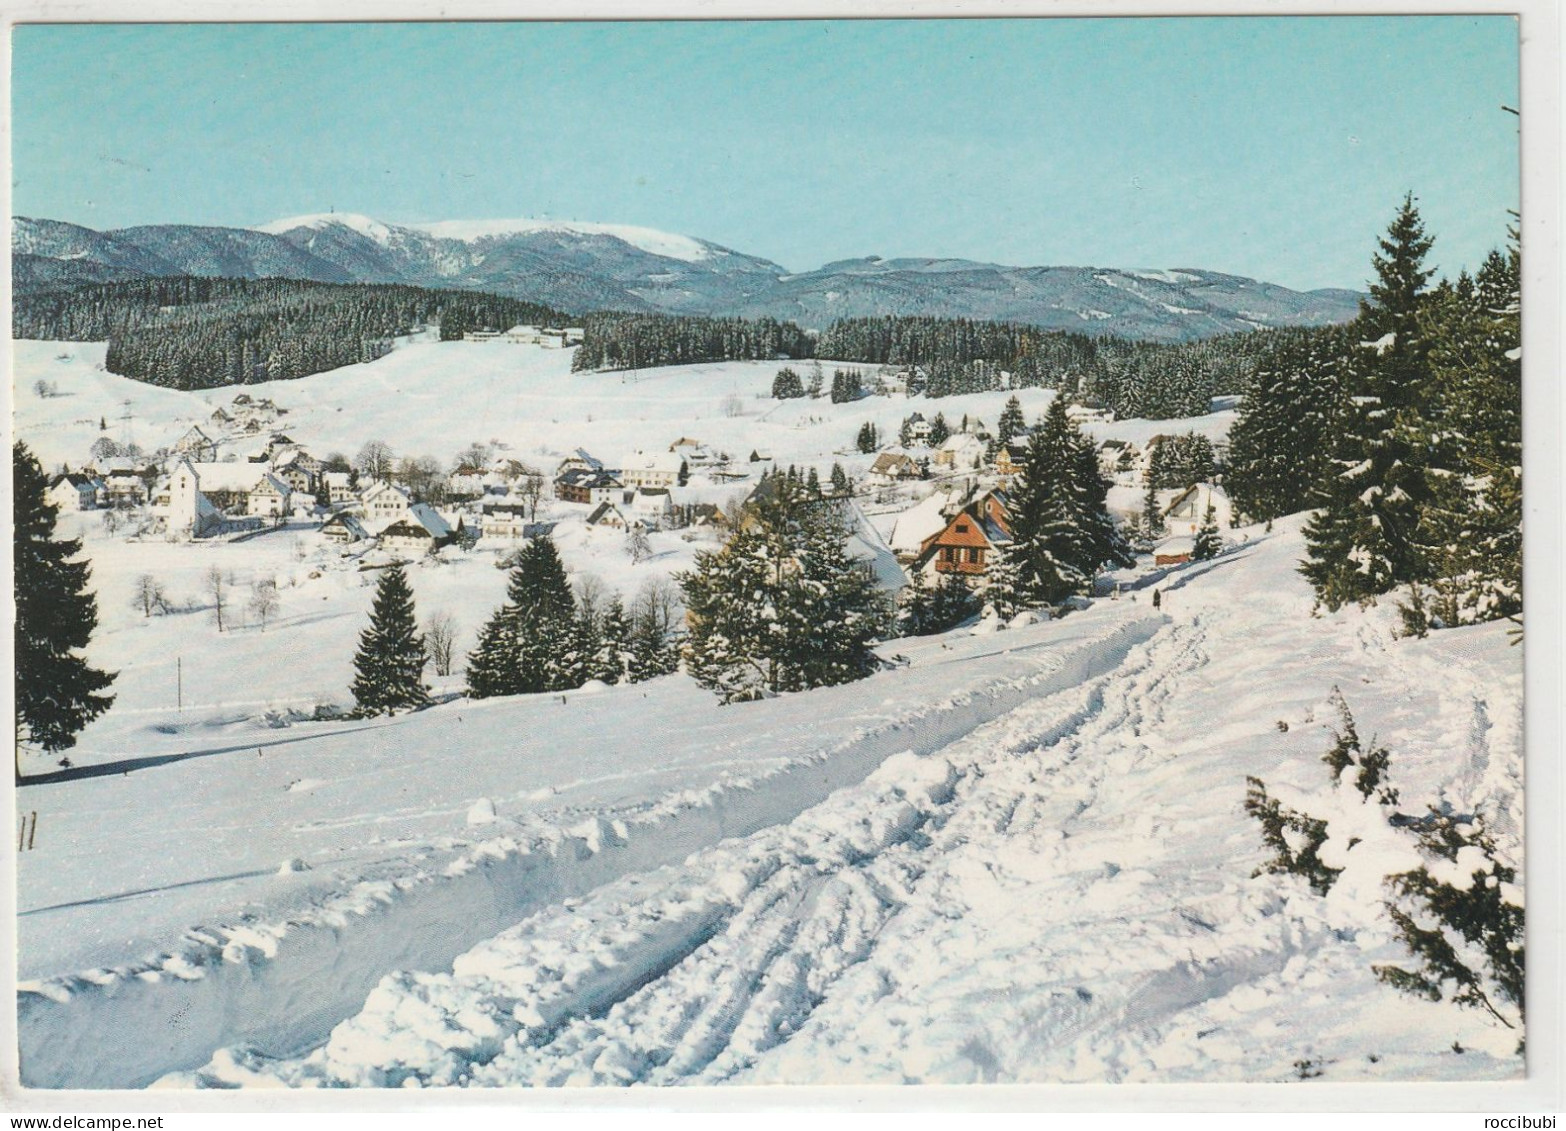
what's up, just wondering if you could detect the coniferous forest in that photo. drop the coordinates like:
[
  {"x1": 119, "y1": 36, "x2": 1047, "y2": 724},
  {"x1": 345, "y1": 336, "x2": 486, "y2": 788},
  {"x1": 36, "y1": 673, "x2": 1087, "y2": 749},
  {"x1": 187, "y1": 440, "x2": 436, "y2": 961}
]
[
  {"x1": 569, "y1": 312, "x2": 815, "y2": 371},
  {"x1": 14, "y1": 276, "x2": 572, "y2": 389}
]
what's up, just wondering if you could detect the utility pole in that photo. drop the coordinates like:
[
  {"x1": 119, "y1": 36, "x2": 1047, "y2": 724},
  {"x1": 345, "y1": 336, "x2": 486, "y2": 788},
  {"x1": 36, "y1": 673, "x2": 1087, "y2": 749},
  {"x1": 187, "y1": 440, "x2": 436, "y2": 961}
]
[{"x1": 177, "y1": 656, "x2": 183, "y2": 711}]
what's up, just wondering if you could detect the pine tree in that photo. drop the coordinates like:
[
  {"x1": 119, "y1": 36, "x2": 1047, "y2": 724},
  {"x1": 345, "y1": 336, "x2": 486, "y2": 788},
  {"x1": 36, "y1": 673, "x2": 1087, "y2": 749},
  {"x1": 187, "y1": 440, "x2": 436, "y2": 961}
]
[
  {"x1": 351, "y1": 563, "x2": 429, "y2": 715},
  {"x1": 928, "y1": 413, "x2": 950, "y2": 447},
  {"x1": 679, "y1": 474, "x2": 887, "y2": 701},
  {"x1": 629, "y1": 599, "x2": 677, "y2": 682},
  {"x1": 1226, "y1": 327, "x2": 1350, "y2": 522},
  {"x1": 1142, "y1": 478, "x2": 1165, "y2": 542},
  {"x1": 466, "y1": 605, "x2": 521, "y2": 698},
  {"x1": 1192, "y1": 503, "x2": 1222, "y2": 561},
  {"x1": 1302, "y1": 196, "x2": 1438, "y2": 609},
  {"x1": 1410, "y1": 238, "x2": 1522, "y2": 626},
  {"x1": 592, "y1": 597, "x2": 634, "y2": 684},
  {"x1": 999, "y1": 399, "x2": 1126, "y2": 608},
  {"x1": 1071, "y1": 426, "x2": 1135, "y2": 573},
  {"x1": 511, "y1": 536, "x2": 578, "y2": 693},
  {"x1": 465, "y1": 536, "x2": 578, "y2": 697},
  {"x1": 829, "y1": 462, "x2": 849, "y2": 494},
  {"x1": 997, "y1": 395, "x2": 1026, "y2": 445},
  {"x1": 772, "y1": 367, "x2": 805, "y2": 399},
  {"x1": 14, "y1": 442, "x2": 116, "y2": 765}
]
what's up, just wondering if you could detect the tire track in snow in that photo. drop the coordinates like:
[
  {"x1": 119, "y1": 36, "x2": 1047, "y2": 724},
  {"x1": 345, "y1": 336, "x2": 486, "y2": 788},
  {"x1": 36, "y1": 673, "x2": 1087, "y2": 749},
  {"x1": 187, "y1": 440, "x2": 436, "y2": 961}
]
[
  {"x1": 81, "y1": 616, "x2": 1161, "y2": 1090},
  {"x1": 175, "y1": 617, "x2": 1181, "y2": 1088}
]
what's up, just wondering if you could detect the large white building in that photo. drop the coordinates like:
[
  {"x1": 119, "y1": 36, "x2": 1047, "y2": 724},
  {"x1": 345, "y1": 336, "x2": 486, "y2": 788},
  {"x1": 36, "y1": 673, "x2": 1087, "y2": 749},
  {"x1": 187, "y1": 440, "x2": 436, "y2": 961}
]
[
  {"x1": 164, "y1": 459, "x2": 294, "y2": 538},
  {"x1": 621, "y1": 450, "x2": 686, "y2": 490}
]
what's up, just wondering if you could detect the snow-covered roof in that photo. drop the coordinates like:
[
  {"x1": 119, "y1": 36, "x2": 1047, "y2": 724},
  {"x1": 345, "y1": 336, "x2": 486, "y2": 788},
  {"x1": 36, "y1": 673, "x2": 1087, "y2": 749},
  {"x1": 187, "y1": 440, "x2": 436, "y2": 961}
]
[
  {"x1": 405, "y1": 503, "x2": 452, "y2": 539},
  {"x1": 361, "y1": 480, "x2": 412, "y2": 503},
  {"x1": 870, "y1": 451, "x2": 917, "y2": 474},
  {"x1": 587, "y1": 502, "x2": 628, "y2": 526},
  {"x1": 1156, "y1": 535, "x2": 1196, "y2": 555},
  {"x1": 889, "y1": 494, "x2": 953, "y2": 555},
  {"x1": 322, "y1": 512, "x2": 368, "y2": 539},
  {"x1": 625, "y1": 449, "x2": 685, "y2": 474},
  {"x1": 186, "y1": 461, "x2": 277, "y2": 494},
  {"x1": 845, "y1": 503, "x2": 907, "y2": 592},
  {"x1": 250, "y1": 473, "x2": 291, "y2": 496}
]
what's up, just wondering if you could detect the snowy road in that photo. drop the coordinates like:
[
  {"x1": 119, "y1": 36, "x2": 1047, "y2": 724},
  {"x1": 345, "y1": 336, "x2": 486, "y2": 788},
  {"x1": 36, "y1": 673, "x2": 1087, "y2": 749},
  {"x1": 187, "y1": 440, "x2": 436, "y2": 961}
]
[
  {"x1": 17, "y1": 520, "x2": 1523, "y2": 1088},
  {"x1": 161, "y1": 521, "x2": 1522, "y2": 1089}
]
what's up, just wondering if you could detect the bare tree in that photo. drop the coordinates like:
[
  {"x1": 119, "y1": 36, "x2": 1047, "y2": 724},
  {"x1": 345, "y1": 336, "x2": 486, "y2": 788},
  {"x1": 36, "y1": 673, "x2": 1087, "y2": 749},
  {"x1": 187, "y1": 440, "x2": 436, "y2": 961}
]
[
  {"x1": 132, "y1": 573, "x2": 169, "y2": 617},
  {"x1": 354, "y1": 439, "x2": 395, "y2": 483},
  {"x1": 574, "y1": 573, "x2": 607, "y2": 622},
  {"x1": 720, "y1": 392, "x2": 745, "y2": 418},
  {"x1": 248, "y1": 578, "x2": 279, "y2": 633},
  {"x1": 425, "y1": 610, "x2": 458, "y2": 677},
  {"x1": 453, "y1": 441, "x2": 492, "y2": 470},
  {"x1": 514, "y1": 467, "x2": 545, "y2": 521},
  {"x1": 101, "y1": 508, "x2": 121, "y2": 535},
  {"x1": 633, "y1": 576, "x2": 680, "y2": 640},
  {"x1": 206, "y1": 565, "x2": 230, "y2": 632},
  {"x1": 627, "y1": 525, "x2": 652, "y2": 564},
  {"x1": 33, "y1": 379, "x2": 50, "y2": 399},
  {"x1": 395, "y1": 454, "x2": 444, "y2": 502}
]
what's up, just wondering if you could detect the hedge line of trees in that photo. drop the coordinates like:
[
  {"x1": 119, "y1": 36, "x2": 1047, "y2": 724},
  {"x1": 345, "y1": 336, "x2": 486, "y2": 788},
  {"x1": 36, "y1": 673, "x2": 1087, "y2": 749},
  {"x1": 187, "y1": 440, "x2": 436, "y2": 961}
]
[
  {"x1": 571, "y1": 308, "x2": 1354, "y2": 422},
  {"x1": 15, "y1": 276, "x2": 572, "y2": 390}
]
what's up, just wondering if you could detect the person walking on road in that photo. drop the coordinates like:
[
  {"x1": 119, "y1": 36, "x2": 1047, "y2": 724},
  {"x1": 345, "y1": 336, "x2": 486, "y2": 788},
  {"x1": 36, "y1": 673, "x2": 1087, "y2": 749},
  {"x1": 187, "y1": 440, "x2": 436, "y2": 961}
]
[{"x1": 1152, "y1": 588, "x2": 1162, "y2": 611}]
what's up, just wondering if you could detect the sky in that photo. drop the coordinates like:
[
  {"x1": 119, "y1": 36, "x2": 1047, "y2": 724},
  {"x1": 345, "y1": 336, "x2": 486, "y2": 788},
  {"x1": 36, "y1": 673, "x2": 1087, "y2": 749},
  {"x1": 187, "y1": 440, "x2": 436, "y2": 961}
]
[{"x1": 11, "y1": 17, "x2": 1520, "y2": 291}]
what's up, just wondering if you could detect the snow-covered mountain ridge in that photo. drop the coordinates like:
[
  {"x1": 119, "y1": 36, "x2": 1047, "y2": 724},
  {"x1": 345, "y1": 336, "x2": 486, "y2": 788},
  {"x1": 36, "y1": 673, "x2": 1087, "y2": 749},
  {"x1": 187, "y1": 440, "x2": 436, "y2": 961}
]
[{"x1": 13, "y1": 213, "x2": 1363, "y2": 341}]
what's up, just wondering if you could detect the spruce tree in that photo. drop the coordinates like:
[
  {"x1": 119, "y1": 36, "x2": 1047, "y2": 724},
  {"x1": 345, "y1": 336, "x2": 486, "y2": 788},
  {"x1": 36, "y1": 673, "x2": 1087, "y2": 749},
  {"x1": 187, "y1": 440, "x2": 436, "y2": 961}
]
[
  {"x1": 928, "y1": 413, "x2": 950, "y2": 447},
  {"x1": 351, "y1": 563, "x2": 429, "y2": 715},
  {"x1": 593, "y1": 597, "x2": 634, "y2": 684},
  {"x1": 629, "y1": 599, "x2": 677, "y2": 682},
  {"x1": 679, "y1": 473, "x2": 887, "y2": 702},
  {"x1": 1142, "y1": 478, "x2": 1165, "y2": 542},
  {"x1": 829, "y1": 462, "x2": 849, "y2": 494},
  {"x1": 1192, "y1": 503, "x2": 1222, "y2": 561},
  {"x1": 989, "y1": 396, "x2": 1114, "y2": 607},
  {"x1": 1071, "y1": 426, "x2": 1135, "y2": 573},
  {"x1": 1302, "y1": 196, "x2": 1438, "y2": 609},
  {"x1": 997, "y1": 395, "x2": 1026, "y2": 446},
  {"x1": 14, "y1": 442, "x2": 116, "y2": 765},
  {"x1": 1226, "y1": 327, "x2": 1350, "y2": 522},
  {"x1": 466, "y1": 605, "x2": 521, "y2": 698},
  {"x1": 511, "y1": 536, "x2": 579, "y2": 693},
  {"x1": 772, "y1": 367, "x2": 804, "y2": 399},
  {"x1": 465, "y1": 536, "x2": 578, "y2": 697}
]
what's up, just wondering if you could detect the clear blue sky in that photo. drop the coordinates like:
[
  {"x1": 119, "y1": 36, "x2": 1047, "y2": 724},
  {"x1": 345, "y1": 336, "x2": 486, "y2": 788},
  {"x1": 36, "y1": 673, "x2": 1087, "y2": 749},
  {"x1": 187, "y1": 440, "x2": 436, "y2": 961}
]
[{"x1": 11, "y1": 17, "x2": 1518, "y2": 291}]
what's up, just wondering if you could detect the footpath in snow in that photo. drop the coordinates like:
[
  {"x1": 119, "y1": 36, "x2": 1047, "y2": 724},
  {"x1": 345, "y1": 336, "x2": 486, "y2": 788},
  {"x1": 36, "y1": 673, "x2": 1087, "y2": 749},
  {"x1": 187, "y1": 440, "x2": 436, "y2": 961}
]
[
  {"x1": 17, "y1": 598, "x2": 1160, "y2": 1088},
  {"x1": 145, "y1": 518, "x2": 1524, "y2": 1090}
]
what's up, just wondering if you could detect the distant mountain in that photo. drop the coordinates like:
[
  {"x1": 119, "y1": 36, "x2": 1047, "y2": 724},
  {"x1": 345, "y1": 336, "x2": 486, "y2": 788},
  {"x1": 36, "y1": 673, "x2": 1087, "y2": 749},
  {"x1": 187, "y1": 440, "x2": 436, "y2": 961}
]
[{"x1": 12, "y1": 214, "x2": 1363, "y2": 341}]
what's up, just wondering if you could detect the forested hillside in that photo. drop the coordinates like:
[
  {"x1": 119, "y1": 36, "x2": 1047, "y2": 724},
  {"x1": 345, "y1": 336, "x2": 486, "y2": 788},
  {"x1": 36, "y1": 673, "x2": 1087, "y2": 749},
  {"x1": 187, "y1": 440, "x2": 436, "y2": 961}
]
[
  {"x1": 569, "y1": 312, "x2": 814, "y2": 371},
  {"x1": 14, "y1": 277, "x2": 572, "y2": 389}
]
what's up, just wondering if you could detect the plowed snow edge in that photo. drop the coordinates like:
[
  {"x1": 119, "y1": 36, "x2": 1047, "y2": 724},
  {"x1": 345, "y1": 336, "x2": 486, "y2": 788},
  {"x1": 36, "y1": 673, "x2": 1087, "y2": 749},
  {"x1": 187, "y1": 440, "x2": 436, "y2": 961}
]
[{"x1": 19, "y1": 615, "x2": 1163, "y2": 1089}]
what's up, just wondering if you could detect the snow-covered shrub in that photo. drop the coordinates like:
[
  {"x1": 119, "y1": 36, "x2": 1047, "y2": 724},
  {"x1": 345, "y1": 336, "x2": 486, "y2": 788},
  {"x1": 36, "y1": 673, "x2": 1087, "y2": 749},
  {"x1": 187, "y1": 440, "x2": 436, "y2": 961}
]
[
  {"x1": 1243, "y1": 776, "x2": 1341, "y2": 896},
  {"x1": 1319, "y1": 687, "x2": 1397, "y2": 807},
  {"x1": 1374, "y1": 812, "x2": 1525, "y2": 1034},
  {"x1": 1247, "y1": 691, "x2": 1524, "y2": 1039}
]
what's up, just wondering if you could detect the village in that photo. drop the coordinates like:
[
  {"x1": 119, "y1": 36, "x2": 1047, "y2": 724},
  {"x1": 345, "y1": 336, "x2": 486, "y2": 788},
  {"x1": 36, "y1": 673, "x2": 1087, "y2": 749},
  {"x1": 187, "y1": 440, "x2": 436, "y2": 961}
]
[{"x1": 39, "y1": 345, "x2": 1238, "y2": 620}]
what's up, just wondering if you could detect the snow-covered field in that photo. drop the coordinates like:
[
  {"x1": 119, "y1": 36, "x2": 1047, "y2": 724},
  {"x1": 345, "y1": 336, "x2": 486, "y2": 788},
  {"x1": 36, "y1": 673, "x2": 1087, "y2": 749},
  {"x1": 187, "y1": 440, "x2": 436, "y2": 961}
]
[{"x1": 10, "y1": 339, "x2": 1523, "y2": 1090}]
